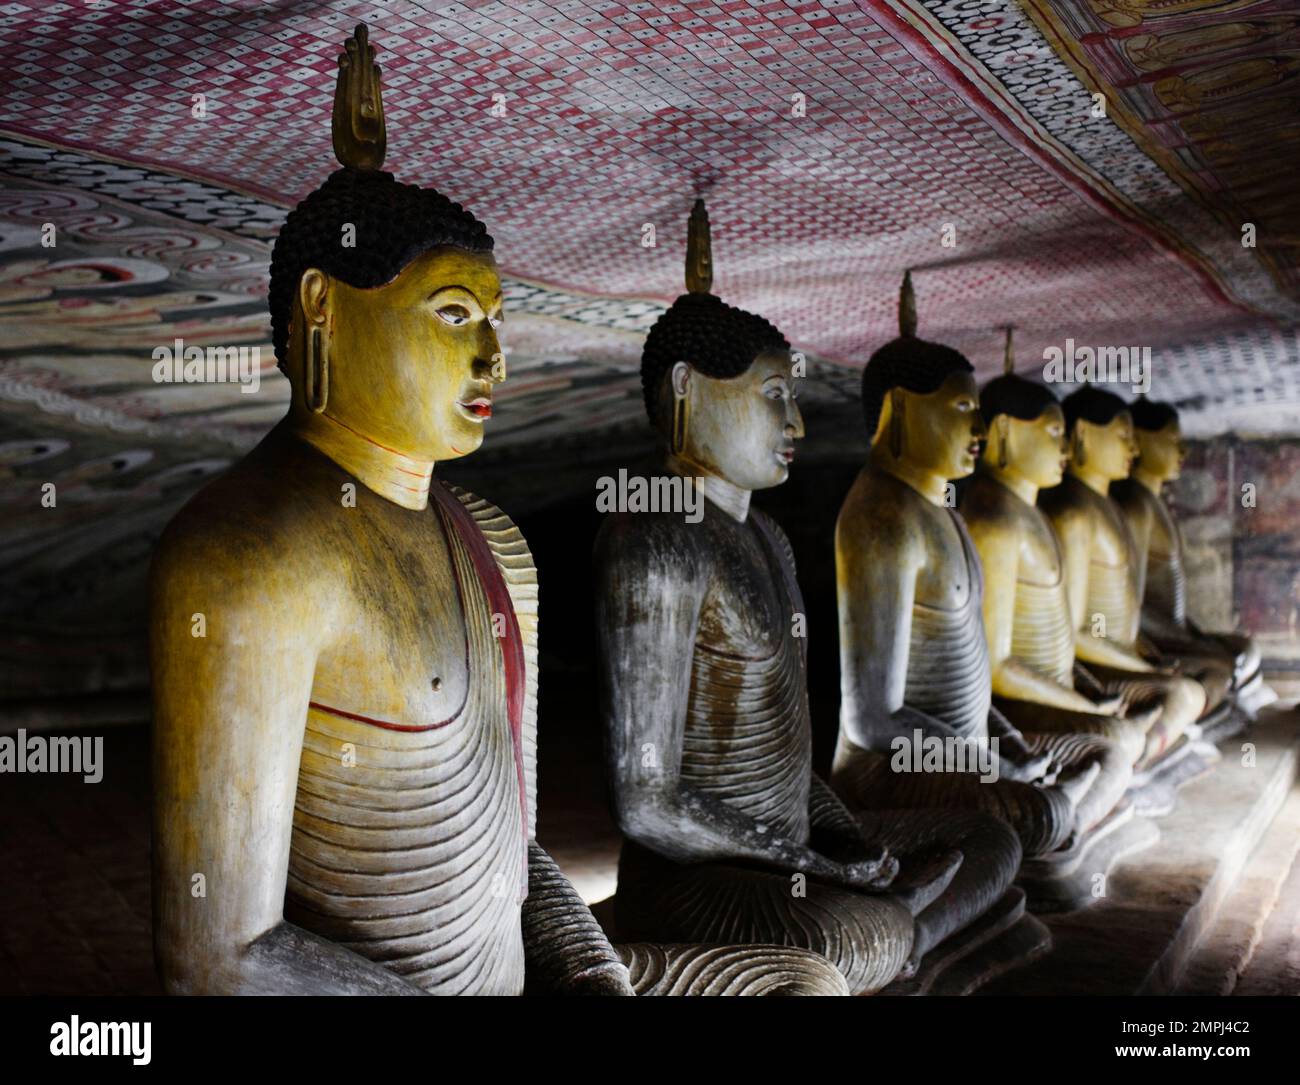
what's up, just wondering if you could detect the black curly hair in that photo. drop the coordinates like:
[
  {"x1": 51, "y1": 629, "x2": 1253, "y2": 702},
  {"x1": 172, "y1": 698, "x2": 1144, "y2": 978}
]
[
  {"x1": 1130, "y1": 397, "x2": 1179, "y2": 432},
  {"x1": 1061, "y1": 386, "x2": 1130, "y2": 432},
  {"x1": 860, "y1": 336, "x2": 972, "y2": 442},
  {"x1": 979, "y1": 373, "x2": 1059, "y2": 426},
  {"x1": 267, "y1": 167, "x2": 494, "y2": 371},
  {"x1": 640, "y1": 292, "x2": 790, "y2": 427}
]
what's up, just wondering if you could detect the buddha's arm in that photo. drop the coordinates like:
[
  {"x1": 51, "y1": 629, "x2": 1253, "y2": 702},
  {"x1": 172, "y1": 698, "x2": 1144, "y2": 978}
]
[
  {"x1": 807, "y1": 773, "x2": 875, "y2": 861},
  {"x1": 835, "y1": 513, "x2": 962, "y2": 746},
  {"x1": 1142, "y1": 608, "x2": 1192, "y2": 646},
  {"x1": 1053, "y1": 506, "x2": 1154, "y2": 672},
  {"x1": 595, "y1": 522, "x2": 887, "y2": 891},
  {"x1": 967, "y1": 515, "x2": 1099, "y2": 712},
  {"x1": 1076, "y1": 626, "x2": 1153, "y2": 671},
  {"x1": 521, "y1": 843, "x2": 633, "y2": 995},
  {"x1": 150, "y1": 538, "x2": 421, "y2": 996},
  {"x1": 986, "y1": 706, "x2": 1058, "y2": 783},
  {"x1": 1123, "y1": 493, "x2": 1154, "y2": 602}
]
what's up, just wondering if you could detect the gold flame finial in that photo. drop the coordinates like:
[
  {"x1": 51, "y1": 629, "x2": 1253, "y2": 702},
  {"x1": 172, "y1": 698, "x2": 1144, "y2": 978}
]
[
  {"x1": 899, "y1": 270, "x2": 917, "y2": 338},
  {"x1": 332, "y1": 24, "x2": 387, "y2": 171},
  {"x1": 1004, "y1": 326, "x2": 1015, "y2": 375},
  {"x1": 685, "y1": 198, "x2": 713, "y2": 295}
]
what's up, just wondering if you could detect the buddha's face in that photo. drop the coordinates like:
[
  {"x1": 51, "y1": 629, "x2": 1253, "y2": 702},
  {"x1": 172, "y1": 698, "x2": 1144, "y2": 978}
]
[
  {"x1": 1136, "y1": 419, "x2": 1184, "y2": 481},
  {"x1": 674, "y1": 348, "x2": 804, "y2": 491},
  {"x1": 895, "y1": 371, "x2": 986, "y2": 481},
  {"x1": 301, "y1": 246, "x2": 504, "y2": 461},
  {"x1": 1073, "y1": 410, "x2": 1137, "y2": 481},
  {"x1": 994, "y1": 404, "x2": 1068, "y2": 488}
]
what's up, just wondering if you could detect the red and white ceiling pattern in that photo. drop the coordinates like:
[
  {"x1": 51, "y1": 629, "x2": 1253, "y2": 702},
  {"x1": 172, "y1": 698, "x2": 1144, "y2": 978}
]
[
  {"x1": 0, "y1": 0, "x2": 1298, "y2": 678},
  {"x1": 3, "y1": 0, "x2": 1298, "y2": 400}
]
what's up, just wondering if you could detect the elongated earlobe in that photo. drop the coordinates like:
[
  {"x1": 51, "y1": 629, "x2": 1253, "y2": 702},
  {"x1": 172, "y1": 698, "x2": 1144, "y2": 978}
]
[
  {"x1": 671, "y1": 390, "x2": 688, "y2": 455},
  {"x1": 305, "y1": 324, "x2": 329, "y2": 413}
]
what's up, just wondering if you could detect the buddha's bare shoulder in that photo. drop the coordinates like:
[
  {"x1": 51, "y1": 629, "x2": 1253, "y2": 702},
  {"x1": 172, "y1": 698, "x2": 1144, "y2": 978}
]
[
  {"x1": 1039, "y1": 477, "x2": 1089, "y2": 524},
  {"x1": 838, "y1": 466, "x2": 925, "y2": 552},
  {"x1": 151, "y1": 427, "x2": 345, "y2": 600},
  {"x1": 961, "y1": 479, "x2": 1027, "y2": 558},
  {"x1": 593, "y1": 506, "x2": 714, "y2": 583},
  {"x1": 1111, "y1": 478, "x2": 1152, "y2": 518},
  {"x1": 960, "y1": 472, "x2": 1016, "y2": 524}
]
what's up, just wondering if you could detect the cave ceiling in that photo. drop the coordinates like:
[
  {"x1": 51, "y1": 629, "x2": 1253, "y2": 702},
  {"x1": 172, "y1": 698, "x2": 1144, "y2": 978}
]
[{"x1": 0, "y1": 0, "x2": 1296, "y2": 671}]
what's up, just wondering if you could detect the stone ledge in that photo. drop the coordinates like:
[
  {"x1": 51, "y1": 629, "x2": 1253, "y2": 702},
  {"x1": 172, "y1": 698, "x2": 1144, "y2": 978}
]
[
  {"x1": 1177, "y1": 786, "x2": 1300, "y2": 994},
  {"x1": 1234, "y1": 830, "x2": 1300, "y2": 995},
  {"x1": 982, "y1": 705, "x2": 1300, "y2": 995}
]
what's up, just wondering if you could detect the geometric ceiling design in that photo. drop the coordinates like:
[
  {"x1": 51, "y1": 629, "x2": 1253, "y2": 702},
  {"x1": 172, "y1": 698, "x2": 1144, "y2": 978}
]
[{"x1": 0, "y1": 0, "x2": 1297, "y2": 694}]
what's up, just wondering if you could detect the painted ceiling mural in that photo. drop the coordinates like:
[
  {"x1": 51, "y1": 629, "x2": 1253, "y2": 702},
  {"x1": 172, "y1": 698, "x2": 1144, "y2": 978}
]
[{"x1": 0, "y1": 0, "x2": 1296, "y2": 693}]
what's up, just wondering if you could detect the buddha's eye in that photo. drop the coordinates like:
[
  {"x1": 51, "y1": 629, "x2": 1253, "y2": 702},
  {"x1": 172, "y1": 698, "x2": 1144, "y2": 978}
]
[
  {"x1": 765, "y1": 383, "x2": 787, "y2": 400},
  {"x1": 436, "y1": 304, "x2": 472, "y2": 327},
  {"x1": 488, "y1": 313, "x2": 504, "y2": 330}
]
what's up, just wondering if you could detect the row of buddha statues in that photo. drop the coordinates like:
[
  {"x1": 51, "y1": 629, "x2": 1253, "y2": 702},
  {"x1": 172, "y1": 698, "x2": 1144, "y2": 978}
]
[{"x1": 148, "y1": 26, "x2": 1272, "y2": 996}]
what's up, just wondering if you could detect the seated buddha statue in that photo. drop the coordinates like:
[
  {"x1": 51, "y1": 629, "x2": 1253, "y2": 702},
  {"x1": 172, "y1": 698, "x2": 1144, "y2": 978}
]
[
  {"x1": 595, "y1": 212, "x2": 1024, "y2": 992},
  {"x1": 153, "y1": 27, "x2": 839, "y2": 999},
  {"x1": 1113, "y1": 398, "x2": 1274, "y2": 721},
  {"x1": 833, "y1": 276, "x2": 1111, "y2": 862},
  {"x1": 149, "y1": 26, "x2": 634, "y2": 996},
  {"x1": 1039, "y1": 388, "x2": 1208, "y2": 770}
]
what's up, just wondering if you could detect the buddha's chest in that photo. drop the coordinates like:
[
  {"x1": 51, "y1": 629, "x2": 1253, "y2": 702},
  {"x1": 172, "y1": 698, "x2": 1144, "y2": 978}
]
[
  {"x1": 1018, "y1": 508, "x2": 1064, "y2": 586},
  {"x1": 312, "y1": 513, "x2": 478, "y2": 728},
  {"x1": 915, "y1": 508, "x2": 976, "y2": 610},
  {"x1": 696, "y1": 525, "x2": 794, "y2": 655},
  {"x1": 1087, "y1": 496, "x2": 1135, "y2": 569}
]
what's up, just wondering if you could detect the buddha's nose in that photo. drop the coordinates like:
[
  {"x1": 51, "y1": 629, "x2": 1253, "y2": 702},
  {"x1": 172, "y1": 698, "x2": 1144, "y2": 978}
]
[
  {"x1": 971, "y1": 413, "x2": 988, "y2": 441},
  {"x1": 478, "y1": 329, "x2": 506, "y2": 384},
  {"x1": 787, "y1": 398, "x2": 805, "y2": 439}
]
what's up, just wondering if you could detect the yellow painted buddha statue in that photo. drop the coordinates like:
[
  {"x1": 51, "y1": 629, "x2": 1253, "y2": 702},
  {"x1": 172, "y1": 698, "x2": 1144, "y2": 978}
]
[
  {"x1": 1039, "y1": 388, "x2": 1208, "y2": 771},
  {"x1": 1113, "y1": 399, "x2": 1274, "y2": 722},
  {"x1": 149, "y1": 24, "x2": 635, "y2": 996},
  {"x1": 595, "y1": 212, "x2": 1025, "y2": 992},
  {"x1": 833, "y1": 276, "x2": 1109, "y2": 865}
]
